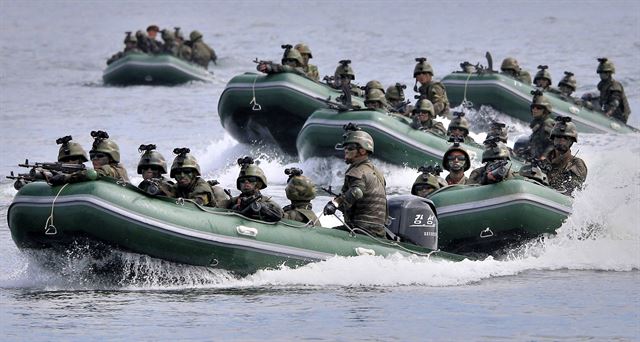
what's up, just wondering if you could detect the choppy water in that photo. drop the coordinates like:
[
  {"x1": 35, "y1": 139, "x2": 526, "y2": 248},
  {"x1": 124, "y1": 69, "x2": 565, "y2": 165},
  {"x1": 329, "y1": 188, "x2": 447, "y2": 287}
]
[{"x1": 1, "y1": 1, "x2": 639, "y2": 340}]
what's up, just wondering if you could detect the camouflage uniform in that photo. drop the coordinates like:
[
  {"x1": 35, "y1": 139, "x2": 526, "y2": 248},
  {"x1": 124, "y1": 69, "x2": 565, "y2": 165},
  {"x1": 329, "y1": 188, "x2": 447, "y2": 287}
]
[
  {"x1": 467, "y1": 141, "x2": 514, "y2": 185},
  {"x1": 339, "y1": 159, "x2": 387, "y2": 237},
  {"x1": 161, "y1": 30, "x2": 179, "y2": 56},
  {"x1": 138, "y1": 176, "x2": 175, "y2": 197},
  {"x1": 283, "y1": 201, "x2": 319, "y2": 226},
  {"x1": 175, "y1": 177, "x2": 215, "y2": 206},
  {"x1": 546, "y1": 150, "x2": 587, "y2": 196},
  {"x1": 190, "y1": 31, "x2": 217, "y2": 69},
  {"x1": 445, "y1": 174, "x2": 468, "y2": 185},
  {"x1": 500, "y1": 57, "x2": 532, "y2": 84},
  {"x1": 229, "y1": 192, "x2": 284, "y2": 222},
  {"x1": 598, "y1": 78, "x2": 631, "y2": 123},
  {"x1": 411, "y1": 117, "x2": 447, "y2": 136},
  {"x1": 303, "y1": 64, "x2": 320, "y2": 81},
  {"x1": 417, "y1": 82, "x2": 450, "y2": 117},
  {"x1": 177, "y1": 43, "x2": 192, "y2": 61},
  {"x1": 467, "y1": 164, "x2": 514, "y2": 185},
  {"x1": 529, "y1": 117, "x2": 555, "y2": 159}
]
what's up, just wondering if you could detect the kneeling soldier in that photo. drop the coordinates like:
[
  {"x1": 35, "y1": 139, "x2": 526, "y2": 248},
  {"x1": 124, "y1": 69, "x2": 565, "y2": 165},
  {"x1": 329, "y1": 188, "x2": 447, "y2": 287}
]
[
  {"x1": 228, "y1": 156, "x2": 283, "y2": 222},
  {"x1": 283, "y1": 168, "x2": 320, "y2": 226}
]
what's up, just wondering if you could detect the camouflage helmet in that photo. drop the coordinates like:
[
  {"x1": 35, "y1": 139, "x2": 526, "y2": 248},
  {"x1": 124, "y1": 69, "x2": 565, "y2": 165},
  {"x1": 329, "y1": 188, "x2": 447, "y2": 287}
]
[
  {"x1": 294, "y1": 43, "x2": 313, "y2": 58},
  {"x1": 174, "y1": 27, "x2": 184, "y2": 40},
  {"x1": 56, "y1": 136, "x2": 88, "y2": 163},
  {"x1": 365, "y1": 88, "x2": 387, "y2": 104},
  {"x1": 336, "y1": 123, "x2": 374, "y2": 153},
  {"x1": 558, "y1": 71, "x2": 577, "y2": 91},
  {"x1": 500, "y1": 57, "x2": 521, "y2": 72},
  {"x1": 124, "y1": 32, "x2": 137, "y2": 44},
  {"x1": 447, "y1": 112, "x2": 470, "y2": 135},
  {"x1": 482, "y1": 140, "x2": 511, "y2": 163},
  {"x1": 137, "y1": 144, "x2": 167, "y2": 174},
  {"x1": 519, "y1": 162, "x2": 549, "y2": 185},
  {"x1": 90, "y1": 130, "x2": 120, "y2": 163},
  {"x1": 413, "y1": 57, "x2": 434, "y2": 77},
  {"x1": 596, "y1": 57, "x2": 615, "y2": 74},
  {"x1": 189, "y1": 30, "x2": 203, "y2": 41},
  {"x1": 550, "y1": 116, "x2": 578, "y2": 142},
  {"x1": 411, "y1": 172, "x2": 440, "y2": 195},
  {"x1": 334, "y1": 60, "x2": 355, "y2": 80},
  {"x1": 236, "y1": 157, "x2": 267, "y2": 190},
  {"x1": 533, "y1": 65, "x2": 552, "y2": 84},
  {"x1": 285, "y1": 175, "x2": 317, "y2": 201},
  {"x1": 364, "y1": 80, "x2": 385, "y2": 93},
  {"x1": 442, "y1": 143, "x2": 471, "y2": 171},
  {"x1": 530, "y1": 90, "x2": 552, "y2": 113},
  {"x1": 386, "y1": 83, "x2": 406, "y2": 102},
  {"x1": 416, "y1": 99, "x2": 435, "y2": 116},
  {"x1": 281, "y1": 47, "x2": 304, "y2": 66},
  {"x1": 487, "y1": 121, "x2": 508, "y2": 143},
  {"x1": 161, "y1": 29, "x2": 175, "y2": 41},
  {"x1": 170, "y1": 148, "x2": 201, "y2": 178}
]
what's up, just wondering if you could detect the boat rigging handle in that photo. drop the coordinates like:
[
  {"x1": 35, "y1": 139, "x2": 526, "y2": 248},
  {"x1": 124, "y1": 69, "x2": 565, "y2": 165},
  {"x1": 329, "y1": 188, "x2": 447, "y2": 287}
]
[
  {"x1": 480, "y1": 227, "x2": 494, "y2": 238},
  {"x1": 236, "y1": 225, "x2": 258, "y2": 237},
  {"x1": 44, "y1": 183, "x2": 69, "y2": 235},
  {"x1": 355, "y1": 247, "x2": 376, "y2": 256},
  {"x1": 249, "y1": 75, "x2": 262, "y2": 111}
]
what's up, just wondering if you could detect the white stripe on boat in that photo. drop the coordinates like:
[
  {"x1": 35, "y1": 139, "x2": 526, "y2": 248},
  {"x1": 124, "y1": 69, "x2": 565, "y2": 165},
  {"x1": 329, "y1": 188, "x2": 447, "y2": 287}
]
[{"x1": 436, "y1": 192, "x2": 572, "y2": 217}]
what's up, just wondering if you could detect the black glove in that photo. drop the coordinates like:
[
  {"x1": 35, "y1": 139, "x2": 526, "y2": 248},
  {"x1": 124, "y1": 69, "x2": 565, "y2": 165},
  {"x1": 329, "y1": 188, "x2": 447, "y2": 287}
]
[
  {"x1": 49, "y1": 174, "x2": 67, "y2": 186},
  {"x1": 248, "y1": 201, "x2": 262, "y2": 213},
  {"x1": 323, "y1": 201, "x2": 337, "y2": 216}
]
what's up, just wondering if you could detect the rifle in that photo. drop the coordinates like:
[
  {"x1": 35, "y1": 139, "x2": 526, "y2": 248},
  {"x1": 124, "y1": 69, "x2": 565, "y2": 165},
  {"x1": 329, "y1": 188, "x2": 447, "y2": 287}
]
[
  {"x1": 6, "y1": 171, "x2": 43, "y2": 190},
  {"x1": 253, "y1": 58, "x2": 272, "y2": 65},
  {"x1": 18, "y1": 159, "x2": 86, "y2": 174},
  {"x1": 315, "y1": 96, "x2": 351, "y2": 112},
  {"x1": 392, "y1": 99, "x2": 411, "y2": 113},
  {"x1": 321, "y1": 186, "x2": 340, "y2": 197},
  {"x1": 485, "y1": 160, "x2": 511, "y2": 181},
  {"x1": 339, "y1": 82, "x2": 353, "y2": 109}
]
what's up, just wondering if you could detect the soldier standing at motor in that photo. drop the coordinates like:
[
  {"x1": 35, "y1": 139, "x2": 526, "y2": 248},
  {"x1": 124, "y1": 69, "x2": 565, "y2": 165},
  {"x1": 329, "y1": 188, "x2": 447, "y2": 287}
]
[
  {"x1": 528, "y1": 90, "x2": 556, "y2": 160},
  {"x1": 228, "y1": 157, "x2": 283, "y2": 222},
  {"x1": 190, "y1": 30, "x2": 217, "y2": 69},
  {"x1": 413, "y1": 57, "x2": 450, "y2": 117},
  {"x1": 410, "y1": 99, "x2": 447, "y2": 136},
  {"x1": 323, "y1": 125, "x2": 387, "y2": 238},
  {"x1": 500, "y1": 57, "x2": 532, "y2": 84},
  {"x1": 294, "y1": 43, "x2": 319, "y2": 81},
  {"x1": 545, "y1": 117, "x2": 588, "y2": 196},
  {"x1": 282, "y1": 168, "x2": 320, "y2": 226}
]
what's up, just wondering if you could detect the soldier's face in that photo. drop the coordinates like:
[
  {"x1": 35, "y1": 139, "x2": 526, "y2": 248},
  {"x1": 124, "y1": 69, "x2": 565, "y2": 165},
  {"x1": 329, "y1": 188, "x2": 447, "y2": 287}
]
[
  {"x1": 449, "y1": 128, "x2": 466, "y2": 138},
  {"x1": 301, "y1": 53, "x2": 310, "y2": 65},
  {"x1": 599, "y1": 72, "x2": 611, "y2": 81},
  {"x1": 343, "y1": 144, "x2": 362, "y2": 164},
  {"x1": 447, "y1": 152, "x2": 466, "y2": 171},
  {"x1": 553, "y1": 137, "x2": 573, "y2": 154},
  {"x1": 142, "y1": 167, "x2": 160, "y2": 180},
  {"x1": 559, "y1": 85, "x2": 573, "y2": 95},
  {"x1": 175, "y1": 169, "x2": 194, "y2": 187},
  {"x1": 90, "y1": 153, "x2": 109, "y2": 169},
  {"x1": 536, "y1": 79, "x2": 550, "y2": 88},
  {"x1": 417, "y1": 112, "x2": 430, "y2": 122},
  {"x1": 240, "y1": 177, "x2": 258, "y2": 194},
  {"x1": 416, "y1": 73, "x2": 432, "y2": 84},
  {"x1": 365, "y1": 101, "x2": 383, "y2": 109},
  {"x1": 531, "y1": 105, "x2": 545, "y2": 119},
  {"x1": 414, "y1": 184, "x2": 435, "y2": 198},
  {"x1": 148, "y1": 30, "x2": 157, "y2": 39}
]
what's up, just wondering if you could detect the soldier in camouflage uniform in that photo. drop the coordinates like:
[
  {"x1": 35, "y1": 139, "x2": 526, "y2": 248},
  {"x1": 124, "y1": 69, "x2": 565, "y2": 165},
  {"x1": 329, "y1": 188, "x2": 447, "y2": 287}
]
[
  {"x1": 364, "y1": 88, "x2": 388, "y2": 112},
  {"x1": 190, "y1": 30, "x2": 217, "y2": 69},
  {"x1": 228, "y1": 157, "x2": 284, "y2": 222},
  {"x1": 170, "y1": 148, "x2": 221, "y2": 207},
  {"x1": 557, "y1": 71, "x2": 577, "y2": 98},
  {"x1": 442, "y1": 141, "x2": 471, "y2": 185},
  {"x1": 500, "y1": 57, "x2": 532, "y2": 84},
  {"x1": 533, "y1": 65, "x2": 554, "y2": 91},
  {"x1": 294, "y1": 43, "x2": 319, "y2": 81},
  {"x1": 57, "y1": 136, "x2": 88, "y2": 164},
  {"x1": 593, "y1": 58, "x2": 631, "y2": 123},
  {"x1": 410, "y1": 99, "x2": 447, "y2": 136},
  {"x1": 386, "y1": 83, "x2": 413, "y2": 116},
  {"x1": 146, "y1": 25, "x2": 163, "y2": 53},
  {"x1": 282, "y1": 168, "x2": 319, "y2": 226},
  {"x1": 413, "y1": 57, "x2": 450, "y2": 117},
  {"x1": 323, "y1": 126, "x2": 387, "y2": 238},
  {"x1": 447, "y1": 112, "x2": 476, "y2": 144},
  {"x1": 528, "y1": 90, "x2": 556, "y2": 160},
  {"x1": 468, "y1": 138, "x2": 514, "y2": 185},
  {"x1": 160, "y1": 29, "x2": 179, "y2": 56},
  {"x1": 517, "y1": 160, "x2": 549, "y2": 186},
  {"x1": 331, "y1": 59, "x2": 365, "y2": 97},
  {"x1": 106, "y1": 32, "x2": 142, "y2": 65},
  {"x1": 545, "y1": 117, "x2": 588, "y2": 196},
  {"x1": 174, "y1": 27, "x2": 192, "y2": 61},
  {"x1": 411, "y1": 168, "x2": 441, "y2": 198},
  {"x1": 136, "y1": 144, "x2": 175, "y2": 197},
  {"x1": 257, "y1": 45, "x2": 307, "y2": 77}
]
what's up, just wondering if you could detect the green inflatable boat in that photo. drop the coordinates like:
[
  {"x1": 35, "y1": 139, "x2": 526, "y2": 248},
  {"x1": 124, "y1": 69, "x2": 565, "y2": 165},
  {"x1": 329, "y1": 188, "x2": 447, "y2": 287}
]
[
  {"x1": 103, "y1": 53, "x2": 214, "y2": 85},
  {"x1": 296, "y1": 108, "x2": 527, "y2": 170},
  {"x1": 442, "y1": 71, "x2": 636, "y2": 134},
  {"x1": 218, "y1": 72, "x2": 365, "y2": 154},
  {"x1": 430, "y1": 179, "x2": 573, "y2": 254},
  {"x1": 7, "y1": 180, "x2": 466, "y2": 275}
]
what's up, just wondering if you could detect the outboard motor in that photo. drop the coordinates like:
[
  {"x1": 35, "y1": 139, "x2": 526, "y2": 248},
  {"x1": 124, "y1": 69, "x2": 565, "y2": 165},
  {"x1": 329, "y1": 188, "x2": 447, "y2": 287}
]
[{"x1": 386, "y1": 195, "x2": 438, "y2": 250}]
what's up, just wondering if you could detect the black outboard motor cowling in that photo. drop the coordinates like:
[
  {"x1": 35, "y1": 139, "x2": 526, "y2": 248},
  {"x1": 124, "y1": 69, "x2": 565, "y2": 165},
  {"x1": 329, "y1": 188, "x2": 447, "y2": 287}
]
[{"x1": 387, "y1": 195, "x2": 438, "y2": 250}]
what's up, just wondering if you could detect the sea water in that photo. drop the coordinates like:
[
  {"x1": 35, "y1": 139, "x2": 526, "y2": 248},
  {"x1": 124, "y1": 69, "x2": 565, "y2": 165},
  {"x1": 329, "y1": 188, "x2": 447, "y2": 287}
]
[{"x1": 1, "y1": 1, "x2": 639, "y2": 340}]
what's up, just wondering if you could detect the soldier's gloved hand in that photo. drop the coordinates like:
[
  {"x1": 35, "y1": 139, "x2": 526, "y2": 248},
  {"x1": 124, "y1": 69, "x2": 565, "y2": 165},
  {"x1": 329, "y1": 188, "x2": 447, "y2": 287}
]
[
  {"x1": 581, "y1": 93, "x2": 592, "y2": 101},
  {"x1": 249, "y1": 201, "x2": 262, "y2": 213},
  {"x1": 323, "y1": 200, "x2": 338, "y2": 216},
  {"x1": 49, "y1": 174, "x2": 67, "y2": 186},
  {"x1": 257, "y1": 62, "x2": 272, "y2": 73}
]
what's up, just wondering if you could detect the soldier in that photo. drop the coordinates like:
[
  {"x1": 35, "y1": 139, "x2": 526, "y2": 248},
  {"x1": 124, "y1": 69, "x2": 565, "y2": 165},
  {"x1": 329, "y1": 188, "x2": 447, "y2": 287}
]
[
  {"x1": 558, "y1": 71, "x2": 577, "y2": 98},
  {"x1": 56, "y1": 135, "x2": 88, "y2": 164},
  {"x1": 160, "y1": 29, "x2": 178, "y2": 56},
  {"x1": 411, "y1": 166, "x2": 441, "y2": 198},
  {"x1": 468, "y1": 137, "x2": 514, "y2": 185},
  {"x1": 323, "y1": 125, "x2": 387, "y2": 238},
  {"x1": 364, "y1": 88, "x2": 388, "y2": 112},
  {"x1": 413, "y1": 57, "x2": 450, "y2": 117},
  {"x1": 447, "y1": 112, "x2": 476, "y2": 144},
  {"x1": 528, "y1": 90, "x2": 556, "y2": 160},
  {"x1": 170, "y1": 147, "x2": 222, "y2": 207},
  {"x1": 533, "y1": 65, "x2": 553, "y2": 91},
  {"x1": 363, "y1": 80, "x2": 385, "y2": 96},
  {"x1": 135, "y1": 30, "x2": 151, "y2": 53},
  {"x1": 106, "y1": 32, "x2": 141, "y2": 65},
  {"x1": 545, "y1": 117, "x2": 588, "y2": 196},
  {"x1": 500, "y1": 57, "x2": 532, "y2": 84},
  {"x1": 282, "y1": 168, "x2": 320, "y2": 226},
  {"x1": 517, "y1": 159, "x2": 550, "y2": 186},
  {"x1": 146, "y1": 25, "x2": 163, "y2": 53},
  {"x1": 593, "y1": 58, "x2": 631, "y2": 123},
  {"x1": 332, "y1": 59, "x2": 364, "y2": 97},
  {"x1": 136, "y1": 144, "x2": 174, "y2": 197},
  {"x1": 174, "y1": 27, "x2": 192, "y2": 61},
  {"x1": 386, "y1": 83, "x2": 413, "y2": 116},
  {"x1": 228, "y1": 156, "x2": 283, "y2": 222},
  {"x1": 190, "y1": 30, "x2": 217, "y2": 69},
  {"x1": 256, "y1": 44, "x2": 307, "y2": 77},
  {"x1": 442, "y1": 139, "x2": 471, "y2": 185},
  {"x1": 294, "y1": 43, "x2": 319, "y2": 81},
  {"x1": 410, "y1": 99, "x2": 447, "y2": 136}
]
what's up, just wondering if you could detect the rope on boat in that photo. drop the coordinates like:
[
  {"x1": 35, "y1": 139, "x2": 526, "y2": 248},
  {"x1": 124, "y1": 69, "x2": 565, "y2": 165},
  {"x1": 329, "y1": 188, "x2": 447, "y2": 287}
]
[
  {"x1": 249, "y1": 75, "x2": 262, "y2": 111},
  {"x1": 461, "y1": 71, "x2": 474, "y2": 109},
  {"x1": 44, "y1": 183, "x2": 69, "y2": 235}
]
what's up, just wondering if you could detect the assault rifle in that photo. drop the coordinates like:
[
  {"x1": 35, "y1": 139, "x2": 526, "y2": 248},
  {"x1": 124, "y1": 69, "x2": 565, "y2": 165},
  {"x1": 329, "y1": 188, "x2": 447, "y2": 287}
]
[
  {"x1": 485, "y1": 159, "x2": 511, "y2": 182},
  {"x1": 391, "y1": 99, "x2": 411, "y2": 113},
  {"x1": 6, "y1": 170, "x2": 45, "y2": 190},
  {"x1": 321, "y1": 186, "x2": 340, "y2": 197},
  {"x1": 18, "y1": 159, "x2": 86, "y2": 174}
]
